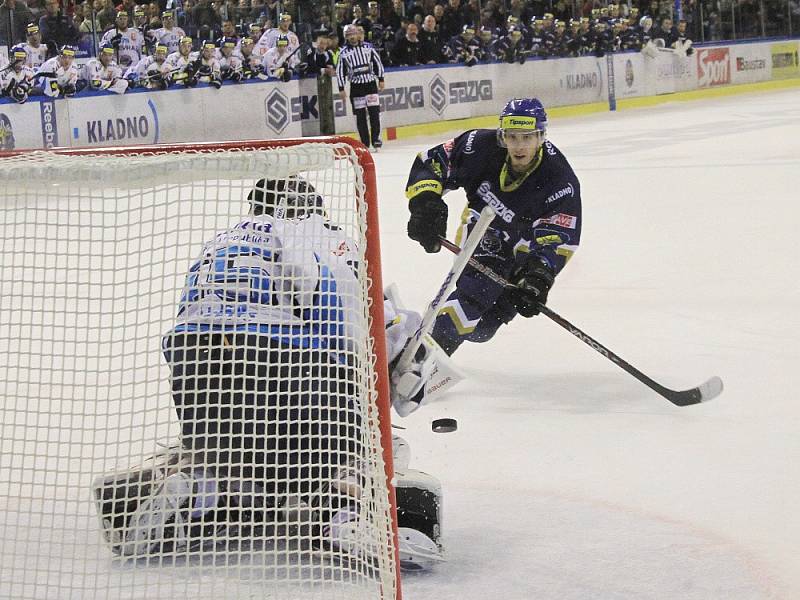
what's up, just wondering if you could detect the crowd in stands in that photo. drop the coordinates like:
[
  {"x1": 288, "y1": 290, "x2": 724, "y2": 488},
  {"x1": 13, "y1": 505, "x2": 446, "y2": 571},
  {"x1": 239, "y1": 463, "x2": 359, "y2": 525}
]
[{"x1": 0, "y1": 0, "x2": 728, "y2": 103}]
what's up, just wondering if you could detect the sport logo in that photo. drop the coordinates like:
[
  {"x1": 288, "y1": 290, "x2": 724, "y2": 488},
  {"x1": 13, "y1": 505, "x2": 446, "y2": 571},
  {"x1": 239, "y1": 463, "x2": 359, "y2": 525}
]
[
  {"x1": 476, "y1": 181, "x2": 515, "y2": 223},
  {"x1": 697, "y1": 48, "x2": 730, "y2": 87},
  {"x1": 463, "y1": 130, "x2": 477, "y2": 154}
]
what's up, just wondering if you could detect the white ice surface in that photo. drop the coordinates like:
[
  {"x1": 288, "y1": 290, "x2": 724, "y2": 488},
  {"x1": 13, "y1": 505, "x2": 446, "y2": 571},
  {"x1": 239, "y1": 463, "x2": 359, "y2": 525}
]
[{"x1": 373, "y1": 88, "x2": 800, "y2": 600}]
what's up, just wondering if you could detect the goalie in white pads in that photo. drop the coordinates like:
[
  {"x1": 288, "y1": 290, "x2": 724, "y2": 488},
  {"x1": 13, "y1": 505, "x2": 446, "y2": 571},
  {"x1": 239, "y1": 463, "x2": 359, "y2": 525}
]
[{"x1": 93, "y1": 176, "x2": 445, "y2": 571}]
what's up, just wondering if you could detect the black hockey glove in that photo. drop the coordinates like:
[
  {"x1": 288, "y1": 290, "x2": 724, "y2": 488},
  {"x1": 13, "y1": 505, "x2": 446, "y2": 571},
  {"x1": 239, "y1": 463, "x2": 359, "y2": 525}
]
[
  {"x1": 110, "y1": 32, "x2": 123, "y2": 49},
  {"x1": 407, "y1": 192, "x2": 447, "y2": 253},
  {"x1": 281, "y1": 67, "x2": 293, "y2": 82},
  {"x1": 60, "y1": 83, "x2": 76, "y2": 97},
  {"x1": 509, "y1": 257, "x2": 554, "y2": 317},
  {"x1": 209, "y1": 76, "x2": 222, "y2": 89}
]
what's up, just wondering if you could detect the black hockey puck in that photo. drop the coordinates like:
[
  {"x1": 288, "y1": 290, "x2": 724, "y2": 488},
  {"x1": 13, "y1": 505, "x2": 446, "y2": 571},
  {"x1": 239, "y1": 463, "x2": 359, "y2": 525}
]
[{"x1": 431, "y1": 418, "x2": 458, "y2": 433}]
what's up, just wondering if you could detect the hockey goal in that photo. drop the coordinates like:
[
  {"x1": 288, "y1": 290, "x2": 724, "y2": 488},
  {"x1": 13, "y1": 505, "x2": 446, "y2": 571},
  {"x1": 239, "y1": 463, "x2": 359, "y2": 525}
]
[{"x1": 0, "y1": 138, "x2": 400, "y2": 600}]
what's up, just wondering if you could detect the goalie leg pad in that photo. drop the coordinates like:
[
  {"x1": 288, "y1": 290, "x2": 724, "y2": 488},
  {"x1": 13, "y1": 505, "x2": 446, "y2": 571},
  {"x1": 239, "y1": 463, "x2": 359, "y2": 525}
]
[
  {"x1": 395, "y1": 468, "x2": 444, "y2": 571},
  {"x1": 93, "y1": 450, "x2": 227, "y2": 558}
]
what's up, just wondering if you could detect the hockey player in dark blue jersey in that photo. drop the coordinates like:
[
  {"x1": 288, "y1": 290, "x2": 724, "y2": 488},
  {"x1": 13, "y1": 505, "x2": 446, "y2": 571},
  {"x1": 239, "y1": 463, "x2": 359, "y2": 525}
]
[{"x1": 405, "y1": 98, "x2": 582, "y2": 357}]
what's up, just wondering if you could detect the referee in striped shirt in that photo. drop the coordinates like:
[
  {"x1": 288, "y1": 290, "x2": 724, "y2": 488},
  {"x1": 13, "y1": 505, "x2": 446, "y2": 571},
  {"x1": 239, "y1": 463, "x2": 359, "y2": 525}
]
[{"x1": 336, "y1": 24, "x2": 385, "y2": 150}]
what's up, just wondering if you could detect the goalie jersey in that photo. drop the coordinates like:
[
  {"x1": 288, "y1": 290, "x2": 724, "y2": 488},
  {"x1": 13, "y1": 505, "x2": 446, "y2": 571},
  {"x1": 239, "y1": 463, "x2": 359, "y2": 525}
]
[
  {"x1": 406, "y1": 128, "x2": 582, "y2": 274},
  {"x1": 166, "y1": 213, "x2": 361, "y2": 355}
]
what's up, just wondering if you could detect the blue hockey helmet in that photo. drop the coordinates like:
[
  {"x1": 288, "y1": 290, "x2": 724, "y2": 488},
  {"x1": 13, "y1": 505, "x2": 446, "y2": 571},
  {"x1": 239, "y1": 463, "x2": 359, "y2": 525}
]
[
  {"x1": 10, "y1": 44, "x2": 27, "y2": 63},
  {"x1": 497, "y1": 98, "x2": 548, "y2": 147}
]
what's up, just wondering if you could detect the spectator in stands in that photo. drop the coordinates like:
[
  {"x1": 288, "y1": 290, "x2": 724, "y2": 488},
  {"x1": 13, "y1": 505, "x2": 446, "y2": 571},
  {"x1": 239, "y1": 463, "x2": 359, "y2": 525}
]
[
  {"x1": 1, "y1": 0, "x2": 36, "y2": 46},
  {"x1": 26, "y1": 0, "x2": 46, "y2": 20},
  {"x1": 231, "y1": 0, "x2": 252, "y2": 25},
  {"x1": 391, "y1": 21, "x2": 420, "y2": 66},
  {"x1": 221, "y1": 19, "x2": 238, "y2": 40},
  {"x1": 79, "y1": 1, "x2": 101, "y2": 36},
  {"x1": 97, "y1": 0, "x2": 117, "y2": 31},
  {"x1": 382, "y1": 0, "x2": 404, "y2": 32},
  {"x1": 673, "y1": 18, "x2": 693, "y2": 54},
  {"x1": 432, "y1": 3, "x2": 444, "y2": 29},
  {"x1": 653, "y1": 16, "x2": 678, "y2": 46},
  {"x1": 39, "y1": 0, "x2": 79, "y2": 52},
  {"x1": 366, "y1": 1, "x2": 380, "y2": 28},
  {"x1": 408, "y1": 0, "x2": 425, "y2": 24},
  {"x1": 439, "y1": 0, "x2": 467, "y2": 40},
  {"x1": 192, "y1": 0, "x2": 221, "y2": 42},
  {"x1": 418, "y1": 14, "x2": 442, "y2": 64}
]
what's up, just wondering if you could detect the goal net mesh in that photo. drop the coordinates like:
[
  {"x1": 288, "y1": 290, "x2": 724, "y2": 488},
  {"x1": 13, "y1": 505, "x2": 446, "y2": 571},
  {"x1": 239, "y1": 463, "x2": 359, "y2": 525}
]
[{"x1": 0, "y1": 141, "x2": 397, "y2": 600}]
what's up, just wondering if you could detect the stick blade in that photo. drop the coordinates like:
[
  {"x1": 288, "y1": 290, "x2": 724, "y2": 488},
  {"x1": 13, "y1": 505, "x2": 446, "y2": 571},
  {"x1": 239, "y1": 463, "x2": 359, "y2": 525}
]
[
  {"x1": 697, "y1": 375, "x2": 724, "y2": 402},
  {"x1": 665, "y1": 376, "x2": 724, "y2": 406}
]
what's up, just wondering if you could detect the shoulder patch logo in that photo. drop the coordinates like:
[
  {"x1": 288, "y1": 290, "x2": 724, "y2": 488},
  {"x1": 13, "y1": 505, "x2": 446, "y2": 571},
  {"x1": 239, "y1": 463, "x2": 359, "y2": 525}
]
[
  {"x1": 463, "y1": 130, "x2": 478, "y2": 154},
  {"x1": 546, "y1": 182, "x2": 574, "y2": 204}
]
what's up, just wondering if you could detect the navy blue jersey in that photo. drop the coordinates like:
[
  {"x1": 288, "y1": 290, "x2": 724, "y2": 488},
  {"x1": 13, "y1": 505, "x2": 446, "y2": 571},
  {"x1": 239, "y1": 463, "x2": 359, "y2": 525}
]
[{"x1": 406, "y1": 128, "x2": 581, "y2": 275}]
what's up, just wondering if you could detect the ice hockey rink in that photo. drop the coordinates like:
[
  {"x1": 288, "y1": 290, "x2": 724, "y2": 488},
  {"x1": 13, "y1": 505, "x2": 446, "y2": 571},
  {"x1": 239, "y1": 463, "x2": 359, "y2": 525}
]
[
  {"x1": 373, "y1": 87, "x2": 799, "y2": 600},
  {"x1": 1, "y1": 86, "x2": 798, "y2": 600}
]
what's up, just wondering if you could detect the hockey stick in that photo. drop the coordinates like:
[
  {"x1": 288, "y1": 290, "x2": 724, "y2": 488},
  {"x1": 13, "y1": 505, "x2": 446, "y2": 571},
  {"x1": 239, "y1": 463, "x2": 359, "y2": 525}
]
[
  {"x1": 437, "y1": 237, "x2": 723, "y2": 407},
  {"x1": 393, "y1": 206, "x2": 495, "y2": 376}
]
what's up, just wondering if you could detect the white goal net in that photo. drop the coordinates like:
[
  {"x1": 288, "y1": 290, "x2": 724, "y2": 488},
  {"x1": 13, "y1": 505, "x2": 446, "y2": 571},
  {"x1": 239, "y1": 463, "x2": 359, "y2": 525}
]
[{"x1": 0, "y1": 139, "x2": 399, "y2": 600}]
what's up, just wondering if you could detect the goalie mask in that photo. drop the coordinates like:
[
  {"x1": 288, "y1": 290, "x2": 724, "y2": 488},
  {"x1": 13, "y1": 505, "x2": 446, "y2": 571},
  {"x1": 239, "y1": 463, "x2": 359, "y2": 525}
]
[{"x1": 248, "y1": 177, "x2": 326, "y2": 220}]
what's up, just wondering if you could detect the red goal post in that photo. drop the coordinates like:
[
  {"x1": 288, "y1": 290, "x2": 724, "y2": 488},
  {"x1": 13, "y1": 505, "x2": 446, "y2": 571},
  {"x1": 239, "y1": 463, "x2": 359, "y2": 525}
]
[{"x1": 0, "y1": 136, "x2": 402, "y2": 600}]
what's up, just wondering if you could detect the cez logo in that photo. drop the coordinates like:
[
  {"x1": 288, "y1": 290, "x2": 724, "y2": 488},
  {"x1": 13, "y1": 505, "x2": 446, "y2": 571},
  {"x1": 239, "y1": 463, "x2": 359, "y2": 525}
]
[
  {"x1": 697, "y1": 48, "x2": 730, "y2": 87},
  {"x1": 476, "y1": 181, "x2": 515, "y2": 223}
]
